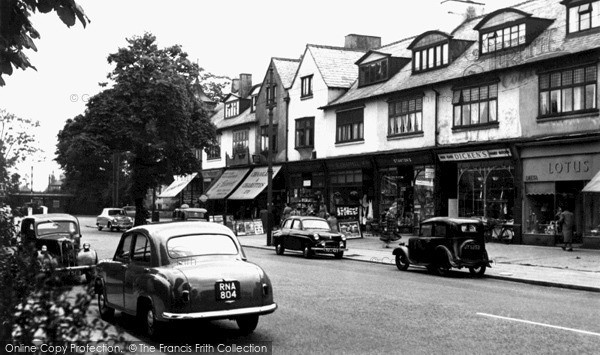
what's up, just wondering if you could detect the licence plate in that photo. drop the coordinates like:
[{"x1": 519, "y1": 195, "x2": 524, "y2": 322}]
[
  {"x1": 463, "y1": 244, "x2": 480, "y2": 250},
  {"x1": 215, "y1": 281, "x2": 240, "y2": 301},
  {"x1": 324, "y1": 248, "x2": 341, "y2": 253}
]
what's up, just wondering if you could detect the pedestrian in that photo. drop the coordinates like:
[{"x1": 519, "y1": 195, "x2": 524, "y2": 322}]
[
  {"x1": 327, "y1": 213, "x2": 339, "y2": 232},
  {"x1": 282, "y1": 203, "x2": 292, "y2": 220},
  {"x1": 317, "y1": 203, "x2": 327, "y2": 219},
  {"x1": 557, "y1": 206, "x2": 575, "y2": 251},
  {"x1": 380, "y1": 208, "x2": 398, "y2": 248}
]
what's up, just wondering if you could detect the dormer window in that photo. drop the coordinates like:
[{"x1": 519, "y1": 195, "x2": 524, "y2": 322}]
[
  {"x1": 567, "y1": 1, "x2": 600, "y2": 33},
  {"x1": 408, "y1": 31, "x2": 471, "y2": 74},
  {"x1": 359, "y1": 59, "x2": 388, "y2": 86},
  {"x1": 355, "y1": 51, "x2": 411, "y2": 87},
  {"x1": 225, "y1": 101, "x2": 239, "y2": 118},
  {"x1": 251, "y1": 95, "x2": 257, "y2": 112},
  {"x1": 413, "y1": 43, "x2": 449, "y2": 72},
  {"x1": 481, "y1": 24, "x2": 526, "y2": 54}
]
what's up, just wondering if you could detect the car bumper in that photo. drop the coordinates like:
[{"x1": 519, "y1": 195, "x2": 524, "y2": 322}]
[{"x1": 162, "y1": 303, "x2": 277, "y2": 320}]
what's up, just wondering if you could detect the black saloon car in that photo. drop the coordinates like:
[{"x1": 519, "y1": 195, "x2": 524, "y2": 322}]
[
  {"x1": 273, "y1": 216, "x2": 347, "y2": 259},
  {"x1": 392, "y1": 217, "x2": 492, "y2": 276}
]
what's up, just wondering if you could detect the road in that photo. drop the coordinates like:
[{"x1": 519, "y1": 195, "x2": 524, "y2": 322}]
[{"x1": 78, "y1": 217, "x2": 600, "y2": 354}]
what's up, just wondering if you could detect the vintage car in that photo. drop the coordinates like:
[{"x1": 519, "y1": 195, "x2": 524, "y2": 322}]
[
  {"x1": 272, "y1": 216, "x2": 347, "y2": 259},
  {"x1": 172, "y1": 207, "x2": 208, "y2": 221},
  {"x1": 122, "y1": 206, "x2": 136, "y2": 218},
  {"x1": 96, "y1": 208, "x2": 134, "y2": 232},
  {"x1": 392, "y1": 217, "x2": 492, "y2": 277},
  {"x1": 94, "y1": 221, "x2": 277, "y2": 338},
  {"x1": 19, "y1": 214, "x2": 98, "y2": 281}
]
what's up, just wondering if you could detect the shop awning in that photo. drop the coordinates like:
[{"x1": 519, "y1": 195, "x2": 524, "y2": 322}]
[
  {"x1": 525, "y1": 182, "x2": 555, "y2": 195},
  {"x1": 228, "y1": 166, "x2": 282, "y2": 200},
  {"x1": 158, "y1": 173, "x2": 198, "y2": 198},
  {"x1": 583, "y1": 170, "x2": 600, "y2": 193},
  {"x1": 205, "y1": 168, "x2": 250, "y2": 200}
]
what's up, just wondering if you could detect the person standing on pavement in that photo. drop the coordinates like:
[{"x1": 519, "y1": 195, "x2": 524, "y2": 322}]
[
  {"x1": 282, "y1": 203, "x2": 292, "y2": 221},
  {"x1": 558, "y1": 206, "x2": 575, "y2": 251},
  {"x1": 327, "y1": 213, "x2": 339, "y2": 232}
]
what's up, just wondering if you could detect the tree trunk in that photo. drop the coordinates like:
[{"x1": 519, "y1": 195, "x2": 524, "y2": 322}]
[{"x1": 134, "y1": 197, "x2": 146, "y2": 226}]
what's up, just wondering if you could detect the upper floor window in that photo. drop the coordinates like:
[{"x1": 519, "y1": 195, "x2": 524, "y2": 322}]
[
  {"x1": 267, "y1": 85, "x2": 277, "y2": 106},
  {"x1": 206, "y1": 134, "x2": 221, "y2": 160},
  {"x1": 260, "y1": 125, "x2": 278, "y2": 153},
  {"x1": 251, "y1": 95, "x2": 257, "y2": 112},
  {"x1": 336, "y1": 108, "x2": 364, "y2": 143},
  {"x1": 539, "y1": 64, "x2": 597, "y2": 118},
  {"x1": 568, "y1": 1, "x2": 600, "y2": 34},
  {"x1": 388, "y1": 97, "x2": 423, "y2": 136},
  {"x1": 295, "y1": 117, "x2": 314, "y2": 148},
  {"x1": 413, "y1": 43, "x2": 449, "y2": 73},
  {"x1": 301, "y1": 75, "x2": 313, "y2": 98},
  {"x1": 453, "y1": 83, "x2": 498, "y2": 128},
  {"x1": 359, "y1": 59, "x2": 388, "y2": 86},
  {"x1": 225, "y1": 101, "x2": 239, "y2": 118},
  {"x1": 481, "y1": 24, "x2": 526, "y2": 54},
  {"x1": 232, "y1": 129, "x2": 249, "y2": 153}
]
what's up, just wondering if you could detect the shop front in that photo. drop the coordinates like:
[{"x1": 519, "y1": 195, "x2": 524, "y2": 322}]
[
  {"x1": 285, "y1": 161, "x2": 327, "y2": 217},
  {"x1": 521, "y1": 141, "x2": 600, "y2": 247},
  {"x1": 375, "y1": 151, "x2": 435, "y2": 234},
  {"x1": 205, "y1": 168, "x2": 250, "y2": 227},
  {"x1": 437, "y1": 147, "x2": 516, "y2": 223}
]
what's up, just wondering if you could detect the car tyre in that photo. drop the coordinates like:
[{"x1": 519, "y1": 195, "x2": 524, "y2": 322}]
[
  {"x1": 142, "y1": 303, "x2": 164, "y2": 339},
  {"x1": 275, "y1": 243, "x2": 285, "y2": 255},
  {"x1": 98, "y1": 289, "x2": 114, "y2": 321},
  {"x1": 395, "y1": 252, "x2": 409, "y2": 271},
  {"x1": 236, "y1": 314, "x2": 259, "y2": 335},
  {"x1": 333, "y1": 251, "x2": 344, "y2": 259},
  {"x1": 303, "y1": 245, "x2": 313, "y2": 259},
  {"x1": 97, "y1": 224, "x2": 103, "y2": 231},
  {"x1": 435, "y1": 263, "x2": 450, "y2": 277},
  {"x1": 108, "y1": 222, "x2": 114, "y2": 232},
  {"x1": 469, "y1": 265, "x2": 487, "y2": 277}
]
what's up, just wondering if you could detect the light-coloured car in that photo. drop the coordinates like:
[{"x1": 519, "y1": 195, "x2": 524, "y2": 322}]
[
  {"x1": 96, "y1": 208, "x2": 133, "y2": 232},
  {"x1": 94, "y1": 222, "x2": 277, "y2": 338}
]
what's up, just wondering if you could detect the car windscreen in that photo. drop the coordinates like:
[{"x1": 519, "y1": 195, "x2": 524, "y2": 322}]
[
  {"x1": 302, "y1": 219, "x2": 331, "y2": 230},
  {"x1": 420, "y1": 224, "x2": 433, "y2": 237},
  {"x1": 108, "y1": 209, "x2": 125, "y2": 216},
  {"x1": 459, "y1": 224, "x2": 479, "y2": 233},
  {"x1": 186, "y1": 211, "x2": 205, "y2": 219},
  {"x1": 36, "y1": 221, "x2": 78, "y2": 237},
  {"x1": 166, "y1": 234, "x2": 238, "y2": 258}
]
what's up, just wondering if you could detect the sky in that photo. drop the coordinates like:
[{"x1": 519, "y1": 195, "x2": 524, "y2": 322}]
[{"x1": 0, "y1": 0, "x2": 520, "y2": 191}]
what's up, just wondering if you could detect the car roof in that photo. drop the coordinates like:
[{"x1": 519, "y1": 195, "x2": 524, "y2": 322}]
[
  {"x1": 131, "y1": 221, "x2": 234, "y2": 241},
  {"x1": 105, "y1": 207, "x2": 125, "y2": 210},
  {"x1": 422, "y1": 217, "x2": 482, "y2": 225},
  {"x1": 287, "y1": 216, "x2": 327, "y2": 221},
  {"x1": 183, "y1": 208, "x2": 207, "y2": 213},
  {"x1": 22, "y1": 214, "x2": 78, "y2": 223}
]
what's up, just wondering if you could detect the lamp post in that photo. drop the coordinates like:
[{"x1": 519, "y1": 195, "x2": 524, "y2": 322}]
[{"x1": 266, "y1": 66, "x2": 275, "y2": 246}]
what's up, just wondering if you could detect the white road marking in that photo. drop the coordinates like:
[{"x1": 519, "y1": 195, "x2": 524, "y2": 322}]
[{"x1": 477, "y1": 312, "x2": 600, "y2": 337}]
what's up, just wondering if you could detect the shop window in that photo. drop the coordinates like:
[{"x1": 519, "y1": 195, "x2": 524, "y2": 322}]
[
  {"x1": 388, "y1": 97, "x2": 423, "y2": 136},
  {"x1": 336, "y1": 108, "x2": 364, "y2": 143},
  {"x1": 453, "y1": 84, "x2": 498, "y2": 128},
  {"x1": 539, "y1": 65, "x2": 597, "y2": 118},
  {"x1": 458, "y1": 166, "x2": 514, "y2": 219}
]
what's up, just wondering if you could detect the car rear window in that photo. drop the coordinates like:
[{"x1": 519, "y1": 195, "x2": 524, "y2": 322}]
[
  {"x1": 36, "y1": 221, "x2": 78, "y2": 236},
  {"x1": 302, "y1": 219, "x2": 330, "y2": 230},
  {"x1": 460, "y1": 224, "x2": 479, "y2": 233},
  {"x1": 420, "y1": 224, "x2": 433, "y2": 237},
  {"x1": 166, "y1": 234, "x2": 238, "y2": 258},
  {"x1": 108, "y1": 209, "x2": 125, "y2": 216}
]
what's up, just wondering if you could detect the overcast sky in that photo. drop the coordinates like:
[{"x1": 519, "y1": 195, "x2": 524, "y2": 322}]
[{"x1": 0, "y1": 0, "x2": 519, "y2": 191}]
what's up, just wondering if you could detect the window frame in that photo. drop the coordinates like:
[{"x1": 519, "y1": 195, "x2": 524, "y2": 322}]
[
  {"x1": 387, "y1": 96, "x2": 424, "y2": 137},
  {"x1": 567, "y1": 0, "x2": 600, "y2": 34},
  {"x1": 480, "y1": 21, "x2": 527, "y2": 55},
  {"x1": 301, "y1": 75, "x2": 313, "y2": 98},
  {"x1": 224, "y1": 100, "x2": 239, "y2": 118},
  {"x1": 412, "y1": 42, "x2": 450, "y2": 73},
  {"x1": 206, "y1": 134, "x2": 221, "y2": 160},
  {"x1": 232, "y1": 129, "x2": 249, "y2": 153},
  {"x1": 266, "y1": 84, "x2": 277, "y2": 107},
  {"x1": 336, "y1": 108, "x2": 364, "y2": 144},
  {"x1": 358, "y1": 58, "x2": 389, "y2": 86},
  {"x1": 295, "y1": 117, "x2": 314, "y2": 148},
  {"x1": 538, "y1": 64, "x2": 598, "y2": 119},
  {"x1": 260, "y1": 124, "x2": 278, "y2": 154},
  {"x1": 452, "y1": 83, "x2": 499, "y2": 129}
]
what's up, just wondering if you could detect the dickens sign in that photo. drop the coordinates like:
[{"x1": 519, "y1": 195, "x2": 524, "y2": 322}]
[{"x1": 438, "y1": 148, "x2": 511, "y2": 162}]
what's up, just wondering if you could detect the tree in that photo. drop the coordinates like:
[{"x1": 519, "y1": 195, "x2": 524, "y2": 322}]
[
  {"x1": 197, "y1": 71, "x2": 231, "y2": 103},
  {"x1": 0, "y1": 0, "x2": 89, "y2": 86},
  {"x1": 0, "y1": 109, "x2": 41, "y2": 184},
  {"x1": 57, "y1": 33, "x2": 217, "y2": 225}
]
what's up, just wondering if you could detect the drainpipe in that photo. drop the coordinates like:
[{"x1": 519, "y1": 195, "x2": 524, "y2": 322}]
[
  {"x1": 431, "y1": 88, "x2": 441, "y2": 216},
  {"x1": 284, "y1": 93, "x2": 291, "y2": 162},
  {"x1": 432, "y1": 88, "x2": 440, "y2": 148}
]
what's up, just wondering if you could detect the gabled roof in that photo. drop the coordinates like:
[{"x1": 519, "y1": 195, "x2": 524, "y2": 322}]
[
  {"x1": 355, "y1": 50, "x2": 392, "y2": 65},
  {"x1": 210, "y1": 103, "x2": 256, "y2": 131},
  {"x1": 324, "y1": 0, "x2": 594, "y2": 109},
  {"x1": 473, "y1": 8, "x2": 532, "y2": 30},
  {"x1": 272, "y1": 57, "x2": 300, "y2": 89},
  {"x1": 299, "y1": 44, "x2": 367, "y2": 89},
  {"x1": 222, "y1": 93, "x2": 242, "y2": 102},
  {"x1": 407, "y1": 30, "x2": 454, "y2": 50}
]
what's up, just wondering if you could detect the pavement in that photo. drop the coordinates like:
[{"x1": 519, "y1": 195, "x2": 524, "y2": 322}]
[{"x1": 237, "y1": 232, "x2": 600, "y2": 293}]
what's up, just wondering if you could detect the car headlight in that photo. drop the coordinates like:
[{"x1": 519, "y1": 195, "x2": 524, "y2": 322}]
[
  {"x1": 341, "y1": 235, "x2": 347, "y2": 241},
  {"x1": 111, "y1": 218, "x2": 118, "y2": 223},
  {"x1": 313, "y1": 233, "x2": 320, "y2": 240}
]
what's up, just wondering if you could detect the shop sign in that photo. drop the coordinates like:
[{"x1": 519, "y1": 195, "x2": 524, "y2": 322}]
[
  {"x1": 327, "y1": 159, "x2": 371, "y2": 170},
  {"x1": 438, "y1": 148, "x2": 511, "y2": 162},
  {"x1": 376, "y1": 152, "x2": 431, "y2": 167},
  {"x1": 228, "y1": 166, "x2": 282, "y2": 200},
  {"x1": 523, "y1": 154, "x2": 597, "y2": 182},
  {"x1": 205, "y1": 169, "x2": 249, "y2": 199},
  {"x1": 415, "y1": 179, "x2": 434, "y2": 187}
]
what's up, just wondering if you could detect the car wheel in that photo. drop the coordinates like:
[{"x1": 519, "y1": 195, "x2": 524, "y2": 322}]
[
  {"x1": 303, "y1": 245, "x2": 313, "y2": 259},
  {"x1": 142, "y1": 303, "x2": 164, "y2": 339},
  {"x1": 236, "y1": 314, "x2": 259, "y2": 335},
  {"x1": 395, "y1": 252, "x2": 409, "y2": 271},
  {"x1": 275, "y1": 243, "x2": 285, "y2": 255},
  {"x1": 435, "y1": 263, "x2": 450, "y2": 277},
  {"x1": 333, "y1": 251, "x2": 344, "y2": 259},
  {"x1": 108, "y1": 222, "x2": 114, "y2": 232},
  {"x1": 469, "y1": 265, "x2": 487, "y2": 277},
  {"x1": 97, "y1": 289, "x2": 114, "y2": 321},
  {"x1": 97, "y1": 224, "x2": 103, "y2": 231}
]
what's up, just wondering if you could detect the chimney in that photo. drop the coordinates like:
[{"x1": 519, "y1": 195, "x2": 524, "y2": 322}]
[
  {"x1": 344, "y1": 34, "x2": 381, "y2": 51},
  {"x1": 239, "y1": 73, "x2": 253, "y2": 98},
  {"x1": 231, "y1": 78, "x2": 240, "y2": 94},
  {"x1": 441, "y1": 0, "x2": 486, "y2": 21}
]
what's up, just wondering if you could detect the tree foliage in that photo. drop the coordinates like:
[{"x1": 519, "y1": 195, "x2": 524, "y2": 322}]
[
  {"x1": 0, "y1": 0, "x2": 89, "y2": 86},
  {"x1": 56, "y1": 33, "x2": 217, "y2": 223},
  {"x1": 0, "y1": 109, "x2": 41, "y2": 184}
]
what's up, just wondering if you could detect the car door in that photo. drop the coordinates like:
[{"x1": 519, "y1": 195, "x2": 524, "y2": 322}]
[
  {"x1": 104, "y1": 233, "x2": 133, "y2": 308},
  {"x1": 124, "y1": 232, "x2": 153, "y2": 311},
  {"x1": 279, "y1": 219, "x2": 293, "y2": 248},
  {"x1": 288, "y1": 219, "x2": 303, "y2": 250}
]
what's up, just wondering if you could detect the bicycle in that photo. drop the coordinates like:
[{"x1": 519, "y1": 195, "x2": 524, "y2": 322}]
[{"x1": 482, "y1": 218, "x2": 515, "y2": 244}]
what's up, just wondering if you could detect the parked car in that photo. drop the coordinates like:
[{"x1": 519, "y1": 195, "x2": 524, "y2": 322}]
[
  {"x1": 272, "y1": 216, "x2": 347, "y2": 259},
  {"x1": 96, "y1": 208, "x2": 134, "y2": 232},
  {"x1": 172, "y1": 207, "x2": 208, "y2": 221},
  {"x1": 19, "y1": 214, "x2": 98, "y2": 282},
  {"x1": 122, "y1": 205, "x2": 136, "y2": 218},
  {"x1": 94, "y1": 221, "x2": 277, "y2": 338},
  {"x1": 392, "y1": 217, "x2": 492, "y2": 277}
]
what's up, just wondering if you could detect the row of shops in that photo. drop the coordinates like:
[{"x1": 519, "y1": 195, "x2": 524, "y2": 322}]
[{"x1": 166, "y1": 136, "x2": 600, "y2": 248}]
